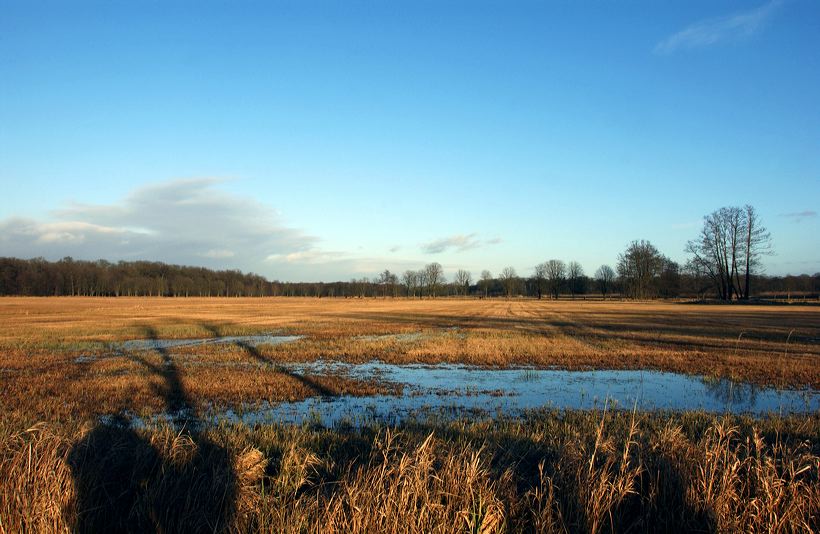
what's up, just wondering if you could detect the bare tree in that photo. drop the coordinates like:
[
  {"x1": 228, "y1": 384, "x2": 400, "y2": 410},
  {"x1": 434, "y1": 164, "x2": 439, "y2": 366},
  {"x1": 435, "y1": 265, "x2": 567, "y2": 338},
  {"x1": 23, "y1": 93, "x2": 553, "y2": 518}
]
[
  {"x1": 479, "y1": 270, "x2": 493, "y2": 298},
  {"x1": 454, "y1": 269, "x2": 472, "y2": 296},
  {"x1": 567, "y1": 261, "x2": 584, "y2": 298},
  {"x1": 544, "y1": 259, "x2": 566, "y2": 299},
  {"x1": 658, "y1": 258, "x2": 681, "y2": 298},
  {"x1": 499, "y1": 266, "x2": 518, "y2": 297},
  {"x1": 533, "y1": 263, "x2": 548, "y2": 299},
  {"x1": 594, "y1": 265, "x2": 615, "y2": 299},
  {"x1": 617, "y1": 240, "x2": 664, "y2": 299},
  {"x1": 402, "y1": 270, "x2": 418, "y2": 298},
  {"x1": 686, "y1": 205, "x2": 771, "y2": 300},
  {"x1": 742, "y1": 205, "x2": 772, "y2": 299},
  {"x1": 424, "y1": 262, "x2": 445, "y2": 297},
  {"x1": 377, "y1": 269, "x2": 398, "y2": 297}
]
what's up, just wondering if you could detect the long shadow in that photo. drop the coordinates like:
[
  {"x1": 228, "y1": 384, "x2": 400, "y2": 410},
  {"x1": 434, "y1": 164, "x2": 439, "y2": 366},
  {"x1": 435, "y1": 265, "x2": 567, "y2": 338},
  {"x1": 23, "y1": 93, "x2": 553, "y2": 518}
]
[
  {"x1": 67, "y1": 324, "x2": 238, "y2": 533},
  {"x1": 238, "y1": 339, "x2": 336, "y2": 397},
  {"x1": 200, "y1": 321, "x2": 336, "y2": 397}
]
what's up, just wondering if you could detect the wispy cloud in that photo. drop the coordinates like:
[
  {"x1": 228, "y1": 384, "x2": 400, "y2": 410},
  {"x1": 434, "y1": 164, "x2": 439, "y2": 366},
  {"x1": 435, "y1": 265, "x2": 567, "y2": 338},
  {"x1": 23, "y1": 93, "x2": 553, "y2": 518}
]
[
  {"x1": 420, "y1": 234, "x2": 501, "y2": 254},
  {"x1": 0, "y1": 178, "x2": 315, "y2": 269},
  {"x1": 655, "y1": 1, "x2": 782, "y2": 54},
  {"x1": 0, "y1": 179, "x2": 485, "y2": 281},
  {"x1": 780, "y1": 210, "x2": 817, "y2": 223}
]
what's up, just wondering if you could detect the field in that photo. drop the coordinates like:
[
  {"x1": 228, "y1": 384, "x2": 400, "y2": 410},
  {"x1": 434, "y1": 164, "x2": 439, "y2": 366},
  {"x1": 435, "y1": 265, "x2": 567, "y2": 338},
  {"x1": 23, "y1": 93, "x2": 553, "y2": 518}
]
[{"x1": 1, "y1": 297, "x2": 818, "y2": 532}]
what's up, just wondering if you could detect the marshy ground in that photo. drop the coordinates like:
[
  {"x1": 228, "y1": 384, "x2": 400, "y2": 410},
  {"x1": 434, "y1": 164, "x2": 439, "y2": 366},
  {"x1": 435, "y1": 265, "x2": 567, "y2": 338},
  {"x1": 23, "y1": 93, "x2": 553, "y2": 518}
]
[{"x1": 0, "y1": 297, "x2": 818, "y2": 532}]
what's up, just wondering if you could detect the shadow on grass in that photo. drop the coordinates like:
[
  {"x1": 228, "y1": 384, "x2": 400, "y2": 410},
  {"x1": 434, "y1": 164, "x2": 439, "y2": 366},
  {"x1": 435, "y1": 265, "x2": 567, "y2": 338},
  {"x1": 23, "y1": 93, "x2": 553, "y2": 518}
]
[
  {"x1": 201, "y1": 321, "x2": 336, "y2": 397},
  {"x1": 67, "y1": 325, "x2": 239, "y2": 533}
]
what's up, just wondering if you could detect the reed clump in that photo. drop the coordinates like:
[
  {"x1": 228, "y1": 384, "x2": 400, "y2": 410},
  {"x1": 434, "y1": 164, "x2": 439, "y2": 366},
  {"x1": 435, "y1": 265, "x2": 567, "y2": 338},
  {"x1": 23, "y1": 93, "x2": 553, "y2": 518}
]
[{"x1": 1, "y1": 411, "x2": 817, "y2": 533}]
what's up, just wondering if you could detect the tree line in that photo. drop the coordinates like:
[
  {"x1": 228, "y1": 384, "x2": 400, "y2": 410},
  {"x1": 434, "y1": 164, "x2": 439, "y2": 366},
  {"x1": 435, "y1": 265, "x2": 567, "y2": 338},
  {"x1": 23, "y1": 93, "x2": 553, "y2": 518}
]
[{"x1": 1, "y1": 205, "x2": 815, "y2": 300}]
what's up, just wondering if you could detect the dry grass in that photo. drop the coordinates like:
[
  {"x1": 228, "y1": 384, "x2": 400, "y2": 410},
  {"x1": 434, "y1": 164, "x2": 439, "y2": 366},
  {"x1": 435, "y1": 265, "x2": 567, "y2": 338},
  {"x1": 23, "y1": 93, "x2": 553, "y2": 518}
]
[
  {"x1": 0, "y1": 297, "x2": 817, "y2": 531},
  {"x1": 1, "y1": 297, "x2": 817, "y2": 424},
  {"x1": 1, "y1": 411, "x2": 817, "y2": 533}
]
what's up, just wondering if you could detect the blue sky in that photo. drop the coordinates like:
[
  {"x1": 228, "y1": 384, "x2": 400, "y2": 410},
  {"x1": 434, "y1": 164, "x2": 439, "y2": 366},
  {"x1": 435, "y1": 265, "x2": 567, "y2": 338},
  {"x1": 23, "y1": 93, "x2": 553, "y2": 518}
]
[{"x1": 1, "y1": 0, "x2": 818, "y2": 281}]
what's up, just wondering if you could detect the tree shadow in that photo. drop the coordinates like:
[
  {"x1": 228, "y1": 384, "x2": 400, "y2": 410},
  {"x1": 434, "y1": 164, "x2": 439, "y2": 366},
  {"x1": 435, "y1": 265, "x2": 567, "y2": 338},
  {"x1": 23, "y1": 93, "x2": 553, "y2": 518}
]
[
  {"x1": 200, "y1": 321, "x2": 336, "y2": 397},
  {"x1": 67, "y1": 325, "x2": 238, "y2": 533}
]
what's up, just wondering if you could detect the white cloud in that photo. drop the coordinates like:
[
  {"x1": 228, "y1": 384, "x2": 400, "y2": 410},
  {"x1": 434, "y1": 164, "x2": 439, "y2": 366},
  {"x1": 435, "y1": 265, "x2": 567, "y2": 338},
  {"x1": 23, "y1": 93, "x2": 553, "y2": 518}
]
[
  {"x1": 655, "y1": 1, "x2": 782, "y2": 54},
  {"x1": 0, "y1": 179, "x2": 497, "y2": 281},
  {"x1": 0, "y1": 179, "x2": 315, "y2": 269},
  {"x1": 420, "y1": 233, "x2": 502, "y2": 254}
]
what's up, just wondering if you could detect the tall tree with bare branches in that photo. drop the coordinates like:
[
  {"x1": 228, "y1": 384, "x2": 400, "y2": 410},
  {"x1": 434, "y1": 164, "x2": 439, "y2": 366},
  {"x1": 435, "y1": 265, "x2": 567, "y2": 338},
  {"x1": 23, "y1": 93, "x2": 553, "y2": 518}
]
[
  {"x1": 479, "y1": 270, "x2": 493, "y2": 298},
  {"x1": 454, "y1": 269, "x2": 472, "y2": 296},
  {"x1": 544, "y1": 259, "x2": 566, "y2": 299},
  {"x1": 567, "y1": 261, "x2": 584, "y2": 298},
  {"x1": 594, "y1": 265, "x2": 615, "y2": 298},
  {"x1": 499, "y1": 266, "x2": 518, "y2": 297},
  {"x1": 686, "y1": 205, "x2": 771, "y2": 300}
]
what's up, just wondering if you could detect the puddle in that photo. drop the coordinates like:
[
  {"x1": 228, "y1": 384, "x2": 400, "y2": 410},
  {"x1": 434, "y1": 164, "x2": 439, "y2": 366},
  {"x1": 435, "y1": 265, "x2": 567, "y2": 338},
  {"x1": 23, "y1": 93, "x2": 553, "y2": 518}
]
[
  {"x1": 118, "y1": 334, "x2": 302, "y2": 351},
  {"x1": 212, "y1": 362, "x2": 819, "y2": 427}
]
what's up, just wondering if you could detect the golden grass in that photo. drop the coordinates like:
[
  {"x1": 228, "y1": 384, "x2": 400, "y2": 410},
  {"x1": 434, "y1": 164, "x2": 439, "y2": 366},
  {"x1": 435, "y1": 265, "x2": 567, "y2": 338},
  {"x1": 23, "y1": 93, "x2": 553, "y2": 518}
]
[
  {"x1": 0, "y1": 297, "x2": 818, "y2": 531},
  {"x1": 1, "y1": 412, "x2": 817, "y2": 533},
  {"x1": 1, "y1": 297, "x2": 818, "y2": 424}
]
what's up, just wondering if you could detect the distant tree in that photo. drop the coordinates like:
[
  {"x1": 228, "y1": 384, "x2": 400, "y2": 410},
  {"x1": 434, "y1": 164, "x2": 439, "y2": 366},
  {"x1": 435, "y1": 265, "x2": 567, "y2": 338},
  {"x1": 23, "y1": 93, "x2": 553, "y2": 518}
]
[
  {"x1": 454, "y1": 269, "x2": 472, "y2": 296},
  {"x1": 567, "y1": 261, "x2": 584, "y2": 298},
  {"x1": 658, "y1": 259, "x2": 681, "y2": 298},
  {"x1": 424, "y1": 262, "x2": 445, "y2": 297},
  {"x1": 617, "y1": 240, "x2": 664, "y2": 299},
  {"x1": 377, "y1": 269, "x2": 399, "y2": 297},
  {"x1": 533, "y1": 262, "x2": 548, "y2": 299},
  {"x1": 402, "y1": 270, "x2": 418, "y2": 298},
  {"x1": 545, "y1": 260, "x2": 566, "y2": 299},
  {"x1": 479, "y1": 270, "x2": 493, "y2": 298},
  {"x1": 499, "y1": 266, "x2": 518, "y2": 297},
  {"x1": 594, "y1": 265, "x2": 615, "y2": 299},
  {"x1": 686, "y1": 205, "x2": 771, "y2": 300}
]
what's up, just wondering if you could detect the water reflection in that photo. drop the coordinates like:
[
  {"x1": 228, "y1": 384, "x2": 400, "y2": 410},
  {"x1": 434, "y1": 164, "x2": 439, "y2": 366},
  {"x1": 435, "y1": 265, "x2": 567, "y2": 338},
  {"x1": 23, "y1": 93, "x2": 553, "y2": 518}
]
[{"x1": 222, "y1": 362, "x2": 818, "y2": 427}]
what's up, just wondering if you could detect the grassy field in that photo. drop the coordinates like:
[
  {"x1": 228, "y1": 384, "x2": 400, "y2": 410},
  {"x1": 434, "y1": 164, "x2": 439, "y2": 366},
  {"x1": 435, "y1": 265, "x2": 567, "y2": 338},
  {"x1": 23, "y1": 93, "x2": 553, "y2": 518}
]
[
  {"x1": 0, "y1": 297, "x2": 817, "y2": 423},
  {"x1": 0, "y1": 297, "x2": 818, "y2": 532}
]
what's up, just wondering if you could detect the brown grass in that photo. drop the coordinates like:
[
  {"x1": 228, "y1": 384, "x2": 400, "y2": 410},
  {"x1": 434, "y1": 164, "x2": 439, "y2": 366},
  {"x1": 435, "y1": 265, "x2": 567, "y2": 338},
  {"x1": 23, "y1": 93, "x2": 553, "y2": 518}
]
[
  {"x1": 0, "y1": 297, "x2": 817, "y2": 531},
  {"x1": 1, "y1": 412, "x2": 817, "y2": 533},
  {"x1": 1, "y1": 297, "x2": 817, "y2": 424}
]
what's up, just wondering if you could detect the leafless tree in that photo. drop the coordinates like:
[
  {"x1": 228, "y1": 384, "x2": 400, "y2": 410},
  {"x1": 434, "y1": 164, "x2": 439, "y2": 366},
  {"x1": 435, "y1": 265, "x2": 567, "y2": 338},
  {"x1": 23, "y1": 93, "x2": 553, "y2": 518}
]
[
  {"x1": 545, "y1": 259, "x2": 566, "y2": 299},
  {"x1": 454, "y1": 269, "x2": 472, "y2": 296},
  {"x1": 499, "y1": 266, "x2": 518, "y2": 297},
  {"x1": 686, "y1": 205, "x2": 771, "y2": 300},
  {"x1": 479, "y1": 270, "x2": 493, "y2": 297},
  {"x1": 533, "y1": 263, "x2": 548, "y2": 299},
  {"x1": 617, "y1": 240, "x2": 664, "y2": 299},
  {"x1": 402, "y1": 270, "x2": 419, "y2": 298},
  {"x1": 658, "y1": 259, "x2": 681, "y2": 298},
  {"x1": 377, "y1": 269, "x2": 399, "y2": 297},
  {"x1": 567, "y1": 261, "x2": 584, "y2": 298},
  {"x1": 594, "y1": 265, "x2": 615, "y2": 299},
  {"x1": 741, "y1": 205, "x2": 772, "y2": 299},
  {"x1": 424, "y1": 262, "x2": 445, "y2": 297}
]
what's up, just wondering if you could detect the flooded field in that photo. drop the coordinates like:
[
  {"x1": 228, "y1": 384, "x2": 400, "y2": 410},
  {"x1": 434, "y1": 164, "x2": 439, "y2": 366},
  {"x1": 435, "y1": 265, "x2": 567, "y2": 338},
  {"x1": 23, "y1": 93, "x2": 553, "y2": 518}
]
[
  {"x1": 104, "y1": 346, "x2": 818, "y2": 429},
  {"x1": 2, "y1": 298, "x2": 819, "y2": 533},
  {"x1": 200, "y1": 361, "x2": 818, "y2": 427}
]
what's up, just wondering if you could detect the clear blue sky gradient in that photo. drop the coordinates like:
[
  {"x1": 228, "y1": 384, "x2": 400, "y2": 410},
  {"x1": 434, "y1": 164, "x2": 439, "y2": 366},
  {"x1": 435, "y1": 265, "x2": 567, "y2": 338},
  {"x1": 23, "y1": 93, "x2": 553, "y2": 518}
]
[{"x1": 1, "y1": 1, "x2": 818, "y2": 281}]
